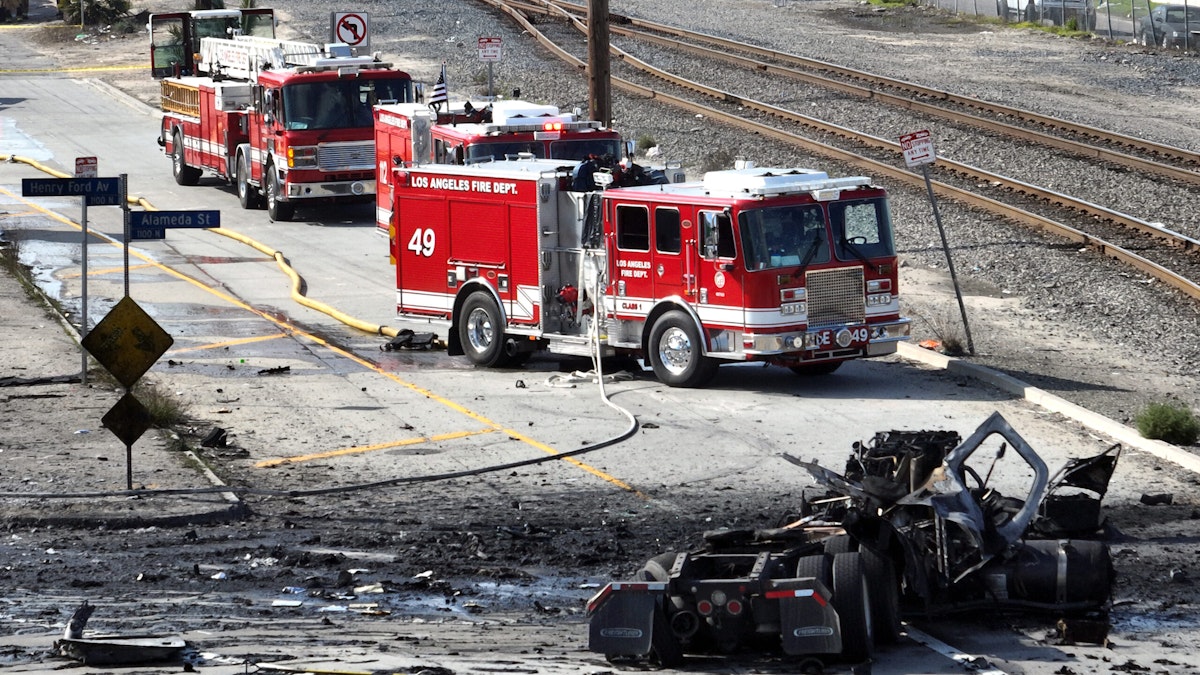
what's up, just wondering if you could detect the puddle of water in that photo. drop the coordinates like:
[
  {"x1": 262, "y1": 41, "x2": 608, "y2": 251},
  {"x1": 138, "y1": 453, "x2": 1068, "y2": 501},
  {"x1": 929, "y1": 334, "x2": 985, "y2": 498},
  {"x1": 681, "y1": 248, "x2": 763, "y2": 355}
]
[
  {"x1": 250, "y1": 575, "x2": 597, "y2": 620},
  {"x1": 0, "y1": 118, "x2": 53, "y2": 162}
]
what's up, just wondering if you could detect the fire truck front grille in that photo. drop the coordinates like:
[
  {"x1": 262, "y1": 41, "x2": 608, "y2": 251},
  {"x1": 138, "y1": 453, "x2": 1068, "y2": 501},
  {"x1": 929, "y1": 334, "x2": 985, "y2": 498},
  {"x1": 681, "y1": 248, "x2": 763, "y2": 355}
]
[
  {"x1": 318, "y1": 141, "x2": 375, "y2": 172},
  {"x1": 806, "y1": 267, "x2": 865, "y2": 329}
]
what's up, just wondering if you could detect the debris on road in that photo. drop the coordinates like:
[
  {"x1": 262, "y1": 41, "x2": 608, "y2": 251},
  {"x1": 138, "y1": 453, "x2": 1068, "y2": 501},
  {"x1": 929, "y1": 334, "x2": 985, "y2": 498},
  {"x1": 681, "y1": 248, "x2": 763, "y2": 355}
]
[{"x1": 589, "y1": 413, "x2": 1121, "y2": 666}]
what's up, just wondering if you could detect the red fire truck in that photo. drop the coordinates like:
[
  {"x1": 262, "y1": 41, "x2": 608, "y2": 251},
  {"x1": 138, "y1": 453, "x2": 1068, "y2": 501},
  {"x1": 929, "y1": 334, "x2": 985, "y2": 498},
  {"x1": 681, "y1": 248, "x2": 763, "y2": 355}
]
[
  {"x1": 373, "y1": 99, "x2": 682, "y2": 235},
  {"x1": 149, "y1": 8, "x2": 415, "y2": 222},
  {"x1": 386, "y1": 158, "x2": 910, "y2": 386}
]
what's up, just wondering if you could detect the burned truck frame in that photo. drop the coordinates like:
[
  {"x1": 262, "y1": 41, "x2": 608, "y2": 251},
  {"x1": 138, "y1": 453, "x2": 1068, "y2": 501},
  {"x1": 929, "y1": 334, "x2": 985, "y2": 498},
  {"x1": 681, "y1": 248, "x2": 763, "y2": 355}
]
[{"x1": 587, "y1": 412, "x2": 1120, "y2": 666}]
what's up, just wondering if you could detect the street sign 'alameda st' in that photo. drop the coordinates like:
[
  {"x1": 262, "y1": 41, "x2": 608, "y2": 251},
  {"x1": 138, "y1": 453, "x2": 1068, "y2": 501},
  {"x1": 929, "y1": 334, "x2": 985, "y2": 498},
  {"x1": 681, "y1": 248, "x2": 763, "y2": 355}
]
[{"x1": 131, "y1": 210, "x2": 221, "y2": 240}]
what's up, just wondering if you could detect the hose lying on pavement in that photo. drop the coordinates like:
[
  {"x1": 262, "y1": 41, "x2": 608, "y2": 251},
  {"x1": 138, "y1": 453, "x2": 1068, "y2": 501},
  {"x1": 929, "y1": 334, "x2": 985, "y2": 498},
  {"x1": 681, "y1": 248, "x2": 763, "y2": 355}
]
[{"x1": 0, "y1": 154, "x2": 645, "y2": 501}]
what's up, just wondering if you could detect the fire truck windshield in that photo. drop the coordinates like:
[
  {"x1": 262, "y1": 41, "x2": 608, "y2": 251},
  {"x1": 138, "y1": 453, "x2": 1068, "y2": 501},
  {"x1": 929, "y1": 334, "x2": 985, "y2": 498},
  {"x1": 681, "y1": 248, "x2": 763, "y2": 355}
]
[
  {"x1": 738, "y1": 204, "x2": 831, "y2": 271},
  {"x1": 830, "y1": 198, "x2": 895, "y2": 261},
  {"x1": 549, "y1": 139, "x2": 623, "y2": 161},
  {"x1": 283, "y1": 78, "x2": 413, "y2": 131},
  {"x1": 463, "y1": 138, "x2": 623, "y2": 163}
]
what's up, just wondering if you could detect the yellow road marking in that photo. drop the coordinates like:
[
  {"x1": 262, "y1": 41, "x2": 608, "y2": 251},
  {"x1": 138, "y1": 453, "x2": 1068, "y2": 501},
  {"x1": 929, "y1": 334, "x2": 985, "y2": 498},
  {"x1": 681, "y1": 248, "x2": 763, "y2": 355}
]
[
  {"x1": 167, "y1": 333, "x2": 289, "y2": 355},
  {"x1": 0, "y1": 64, "x2": 142, "y2": 74},
  {"x1": 255, "y1": 428, "x2": 497, "y2": 468},
  {"x1": 58, "y1": 263, "x2": 156, "y2": 279},
  {"x1": 0, "y1": 186, "x2": 647, "y2": 498}
]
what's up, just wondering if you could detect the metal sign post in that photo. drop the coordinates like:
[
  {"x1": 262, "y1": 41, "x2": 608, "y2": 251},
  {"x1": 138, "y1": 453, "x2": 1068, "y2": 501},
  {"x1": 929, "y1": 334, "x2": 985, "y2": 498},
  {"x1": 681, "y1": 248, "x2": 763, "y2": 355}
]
[
  {"x1": 478, "y1": 37, "x2": 502, "y2": 99},
  {"x1": 899, "y1": 130, "x2": 975, "y2": 355},
  {"x1": 75, "y1": 157, "x2": 97, "y2": 384}
]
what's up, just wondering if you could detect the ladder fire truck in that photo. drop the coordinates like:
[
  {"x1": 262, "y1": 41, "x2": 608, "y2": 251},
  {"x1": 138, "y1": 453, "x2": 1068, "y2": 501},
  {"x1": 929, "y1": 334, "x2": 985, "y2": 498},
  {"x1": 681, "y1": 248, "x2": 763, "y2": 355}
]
[
  {"x1": 149, "y1": 8, "x2": 415, "y2": 221},
  {"x1": 373, "y1": 99, "x2": 683, "y2": 235},
  {"x1": 385, "y1": 158, "x2": 910, "y2": 386}
]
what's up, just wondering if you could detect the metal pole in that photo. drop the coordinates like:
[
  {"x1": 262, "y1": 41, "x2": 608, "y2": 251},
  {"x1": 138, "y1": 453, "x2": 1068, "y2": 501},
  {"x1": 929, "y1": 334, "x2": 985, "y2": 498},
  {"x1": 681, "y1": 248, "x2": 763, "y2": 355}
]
[
  {"x1": 487, "y1": 62, "x2": 494, "y2": 99},
  {"x1": 921, "y1": 165, "x2": 975, "y2": 355},
  {"x1": 80, "y1": 198, "x2": 89, "y2": 384},
  {"x1": 125, "y1": 441, "x2": 132, "y2": 490},
  {"x1": 121, "y1": 174, "x2": 129, "y2": 298}
]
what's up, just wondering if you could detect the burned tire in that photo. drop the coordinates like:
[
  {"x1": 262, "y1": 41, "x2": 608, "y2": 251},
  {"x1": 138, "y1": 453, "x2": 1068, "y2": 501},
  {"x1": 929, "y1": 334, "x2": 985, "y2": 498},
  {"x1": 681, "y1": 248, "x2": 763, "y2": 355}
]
[
  {"x1": 647, "y1": 310, "x2": 718, "y2": 388},
  {"x1": 459, "y1": 292, "x2": 509, "y2": 368},
  {"x1": 640, "y1": 552, "x2": 679, "y2": 582},
  {"x1": 265, "y1": 164, "x2": 295, "y2": 222},
  {"x1": 831, "y1": 552, "x2": 874, "y2": 663},
  {"x1": 171, "y1": 130, "x2": 201, "y2": 186},
  {"x1": 860, "y1": 546, "x2": 902, "y2": 644},
  {"x1": 795, "y1": 553, "x2": 832, "y2": 589},
  {"x1": 649, "y1": 605, "x2": 685, "y2": 668},
  {"x1": 824, "y1": 534, "x2": 855, "y2": 555},
  {"x1": 236, "y1": 153, "x2": 261, "y2": 210}
]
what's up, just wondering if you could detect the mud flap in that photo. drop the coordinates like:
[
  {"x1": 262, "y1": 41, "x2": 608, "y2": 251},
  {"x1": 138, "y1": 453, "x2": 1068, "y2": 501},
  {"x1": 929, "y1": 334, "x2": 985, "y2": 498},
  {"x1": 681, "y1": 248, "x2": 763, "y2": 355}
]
[
  {"x1": 767, "y1": 578, "x2": 843, "y2": 656},
  {"x1": 587, "y1": 582, "x2": 665, "y2": 657}
]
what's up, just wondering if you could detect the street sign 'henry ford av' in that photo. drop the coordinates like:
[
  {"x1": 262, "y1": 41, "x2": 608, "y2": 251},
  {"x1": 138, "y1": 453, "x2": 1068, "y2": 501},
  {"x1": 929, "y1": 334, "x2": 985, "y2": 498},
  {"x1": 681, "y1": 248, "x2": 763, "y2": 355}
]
[
  {"x1": 81, "y1": 296, "x2": 174, "y2": 389},
  {"x1": 21, "y1": 176, "x2": 122, "y2": 206}
]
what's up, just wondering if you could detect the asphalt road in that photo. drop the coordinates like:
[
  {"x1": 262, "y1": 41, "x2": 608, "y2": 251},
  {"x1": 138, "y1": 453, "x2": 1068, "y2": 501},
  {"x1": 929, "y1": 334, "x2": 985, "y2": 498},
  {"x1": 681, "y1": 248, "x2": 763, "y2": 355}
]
[{"x1": 2, "y1": 45, "x2": 1198, "y2": 675}]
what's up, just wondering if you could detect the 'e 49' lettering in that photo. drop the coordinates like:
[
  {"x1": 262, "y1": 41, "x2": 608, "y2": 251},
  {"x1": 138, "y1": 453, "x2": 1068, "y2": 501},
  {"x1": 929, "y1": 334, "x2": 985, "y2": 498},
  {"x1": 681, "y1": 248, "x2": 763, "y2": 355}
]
[{"x1": 407, "y1": 228, "x2": 436, "y2": 257}]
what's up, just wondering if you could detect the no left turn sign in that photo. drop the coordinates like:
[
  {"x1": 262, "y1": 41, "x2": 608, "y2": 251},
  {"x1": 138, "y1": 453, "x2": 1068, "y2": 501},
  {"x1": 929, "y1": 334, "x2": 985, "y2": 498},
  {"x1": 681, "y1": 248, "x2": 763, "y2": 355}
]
[{"x1": 331, "y1": 12, "x2": 370, "y2": 50}]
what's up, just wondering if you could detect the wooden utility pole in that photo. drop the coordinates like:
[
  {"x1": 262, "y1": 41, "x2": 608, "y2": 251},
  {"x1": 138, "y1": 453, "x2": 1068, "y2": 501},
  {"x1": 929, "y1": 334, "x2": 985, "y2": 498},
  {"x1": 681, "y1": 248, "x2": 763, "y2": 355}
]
[{"x1": 587, "y1": 0, "x2": 612, "y2": 127}]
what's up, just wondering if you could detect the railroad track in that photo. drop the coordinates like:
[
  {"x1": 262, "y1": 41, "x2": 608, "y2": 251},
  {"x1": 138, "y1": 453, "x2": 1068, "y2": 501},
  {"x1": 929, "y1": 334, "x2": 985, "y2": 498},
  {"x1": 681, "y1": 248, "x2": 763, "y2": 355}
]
[{"x1": 478, "y1": 0, "x2": 1200, "y2": 304}]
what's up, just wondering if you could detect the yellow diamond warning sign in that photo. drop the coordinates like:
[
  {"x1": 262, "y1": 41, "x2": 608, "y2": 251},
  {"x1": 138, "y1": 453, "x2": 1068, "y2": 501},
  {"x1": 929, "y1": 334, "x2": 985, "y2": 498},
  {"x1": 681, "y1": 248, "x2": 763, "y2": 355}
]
[{"x1": 82, "y1": 296, "x2": 173, "y2": 388}]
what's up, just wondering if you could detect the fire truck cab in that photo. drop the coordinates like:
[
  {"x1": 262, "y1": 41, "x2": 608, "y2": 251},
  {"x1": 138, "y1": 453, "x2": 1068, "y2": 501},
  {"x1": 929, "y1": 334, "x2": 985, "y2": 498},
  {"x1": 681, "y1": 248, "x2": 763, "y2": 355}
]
[
  {"x1": 387, "y1": 158, "x2": 910, "y2": 387},
  {"x1": 151, "y1": 9, "x2": 415, "y2": 222}
]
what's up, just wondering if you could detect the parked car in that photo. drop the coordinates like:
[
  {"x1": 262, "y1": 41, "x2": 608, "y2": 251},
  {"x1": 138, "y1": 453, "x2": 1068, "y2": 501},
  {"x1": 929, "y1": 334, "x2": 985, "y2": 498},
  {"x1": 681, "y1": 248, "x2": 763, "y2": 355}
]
[
  {"x1": 1138, "y1": 4, "x2": 1200, "y2": 49},
  {"x1": 998, "y1": 0, "x2": 1097, "y2": 30}
]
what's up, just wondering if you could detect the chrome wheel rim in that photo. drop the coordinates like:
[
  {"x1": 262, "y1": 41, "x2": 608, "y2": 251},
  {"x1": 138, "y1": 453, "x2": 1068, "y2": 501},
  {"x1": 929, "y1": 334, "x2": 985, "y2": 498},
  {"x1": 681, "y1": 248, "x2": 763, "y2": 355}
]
[{"x1": 658, "y1": 326, "x2": 693, "y2": 375}]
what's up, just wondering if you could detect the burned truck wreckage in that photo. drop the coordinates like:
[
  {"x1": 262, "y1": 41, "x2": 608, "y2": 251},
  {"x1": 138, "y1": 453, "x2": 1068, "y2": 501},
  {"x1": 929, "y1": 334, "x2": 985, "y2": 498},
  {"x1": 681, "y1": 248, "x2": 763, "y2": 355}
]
[{"x1": 588, "y1": 413, "x2": 1121, "y2": 667}]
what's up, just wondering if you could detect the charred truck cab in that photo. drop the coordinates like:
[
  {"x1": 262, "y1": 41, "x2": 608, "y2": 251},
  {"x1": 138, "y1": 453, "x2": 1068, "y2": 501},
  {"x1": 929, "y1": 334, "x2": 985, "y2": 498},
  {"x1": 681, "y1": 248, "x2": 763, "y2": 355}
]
[
  {"x1": 385, "y1": 159, "x2": 910, "y2": 387},
  {"x1": 149, "y1": 8, "x2": 415, "y2": 221}
]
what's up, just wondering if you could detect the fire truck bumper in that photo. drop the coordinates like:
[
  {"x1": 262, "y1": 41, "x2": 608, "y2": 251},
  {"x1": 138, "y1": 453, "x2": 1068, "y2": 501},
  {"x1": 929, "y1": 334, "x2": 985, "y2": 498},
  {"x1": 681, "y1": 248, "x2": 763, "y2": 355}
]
[
  {"x1": 286, "y1": 179, "x2": 376, "y2": 200},
  {"x1": 741, "y1": 318, "x2": 911, "y2": 356}
]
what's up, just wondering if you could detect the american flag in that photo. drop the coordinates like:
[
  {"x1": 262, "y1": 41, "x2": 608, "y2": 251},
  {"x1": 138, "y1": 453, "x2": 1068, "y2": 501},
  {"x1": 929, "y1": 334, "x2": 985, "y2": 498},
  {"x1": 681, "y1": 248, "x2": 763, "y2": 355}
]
[{"x1": 429, "y1": 64, "x2": 448, "y2": 108}]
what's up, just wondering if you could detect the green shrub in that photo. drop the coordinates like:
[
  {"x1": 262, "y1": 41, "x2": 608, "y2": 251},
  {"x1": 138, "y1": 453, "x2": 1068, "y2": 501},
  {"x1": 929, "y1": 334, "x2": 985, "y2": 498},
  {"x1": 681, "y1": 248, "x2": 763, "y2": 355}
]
[
  {"x1": 1136, "y1": 401, "x2": 1200, "y2": 446},
  {"x1": 636, "y1": 134, "x2": 657, "y2": 153},
  {"x1": 56, "y1": 0, "x2": 130, "y2": 25}
]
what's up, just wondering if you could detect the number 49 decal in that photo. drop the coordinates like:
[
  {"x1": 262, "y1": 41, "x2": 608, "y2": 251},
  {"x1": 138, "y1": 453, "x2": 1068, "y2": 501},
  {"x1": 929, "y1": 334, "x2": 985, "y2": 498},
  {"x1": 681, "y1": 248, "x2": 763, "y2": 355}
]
[{"x1": 407, "y1": 228, "x2": 436, "y2": 257}]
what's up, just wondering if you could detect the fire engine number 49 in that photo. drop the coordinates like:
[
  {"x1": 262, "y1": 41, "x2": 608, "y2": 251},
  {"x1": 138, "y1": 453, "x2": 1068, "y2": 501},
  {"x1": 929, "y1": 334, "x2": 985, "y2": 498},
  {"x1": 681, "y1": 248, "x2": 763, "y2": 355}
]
[{"x1": 408, "y1": 229, "x2": 436, "y2": 257}]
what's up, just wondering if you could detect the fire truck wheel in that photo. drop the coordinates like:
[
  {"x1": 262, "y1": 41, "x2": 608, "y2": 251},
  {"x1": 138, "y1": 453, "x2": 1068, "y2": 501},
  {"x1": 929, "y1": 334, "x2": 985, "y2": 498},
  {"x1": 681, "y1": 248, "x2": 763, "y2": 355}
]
[
  {"x1": 236, "y1": 154, "x2": 262, "y2": 210},
  {"x1": 831, "y1": 552, "x2": 875, "y2": 663},
  {"x1": 171, "y1": 131, "x2": 201, "y2": 186},
  {"x1": 460, "y1": 292, "x2": 509, "y2": 367},
  {"x1": 860, "y1": 546, "x2": 903, "y2": 644},
  {"x1": 265, "y1": 165, "x2": 295, "y2": 222},
  {"x1": 789, "y1": 361, "x2": 842, "y2": 376},
  {"x1": 647, "y1": 310, "x2": 718, "y2": 388}
]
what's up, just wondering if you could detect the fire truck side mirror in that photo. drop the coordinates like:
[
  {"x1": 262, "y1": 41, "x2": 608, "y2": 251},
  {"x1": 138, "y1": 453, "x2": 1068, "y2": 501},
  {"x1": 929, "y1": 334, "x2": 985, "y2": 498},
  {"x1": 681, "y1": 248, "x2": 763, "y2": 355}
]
[{"x1": 413, "y1": 83, "x2": 424, "y2": 104}]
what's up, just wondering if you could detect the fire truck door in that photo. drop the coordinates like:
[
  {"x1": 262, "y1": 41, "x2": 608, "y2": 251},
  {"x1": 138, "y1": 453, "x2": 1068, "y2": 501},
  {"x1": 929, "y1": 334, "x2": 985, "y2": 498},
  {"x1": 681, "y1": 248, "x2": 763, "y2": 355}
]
[
  {"x1": 650, "y1": 207, "x2": 686, "y2": 301},
  {"x1": 149, "y1": 13, "x2": 188, "y2": 79},
  {"x1": 695, "y1": 209, "x2": 745, "y2": 331},
  {"x1": 612, "y1": 204, "x2": 655, "y2": 316}
]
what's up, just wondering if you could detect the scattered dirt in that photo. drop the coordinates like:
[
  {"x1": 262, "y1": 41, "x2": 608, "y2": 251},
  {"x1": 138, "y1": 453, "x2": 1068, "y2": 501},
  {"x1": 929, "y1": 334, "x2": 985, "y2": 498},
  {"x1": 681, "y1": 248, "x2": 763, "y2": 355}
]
[{"x1": 4, "y1": 2, "x2": 1200, "y2": 672}]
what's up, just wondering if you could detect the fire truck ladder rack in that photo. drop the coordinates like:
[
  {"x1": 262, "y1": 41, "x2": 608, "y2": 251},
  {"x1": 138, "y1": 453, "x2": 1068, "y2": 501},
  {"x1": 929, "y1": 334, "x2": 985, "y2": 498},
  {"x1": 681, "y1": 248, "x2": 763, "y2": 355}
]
[{"x1": 198, "y1": 35, "x2": 380, "y2": 81}]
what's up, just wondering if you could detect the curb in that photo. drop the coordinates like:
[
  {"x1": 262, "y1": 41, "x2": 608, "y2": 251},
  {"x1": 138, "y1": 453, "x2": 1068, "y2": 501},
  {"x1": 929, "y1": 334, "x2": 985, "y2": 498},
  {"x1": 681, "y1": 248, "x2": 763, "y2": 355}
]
[{"x1": 897, "y1": 342, "x2": 1200, "y2": 474}]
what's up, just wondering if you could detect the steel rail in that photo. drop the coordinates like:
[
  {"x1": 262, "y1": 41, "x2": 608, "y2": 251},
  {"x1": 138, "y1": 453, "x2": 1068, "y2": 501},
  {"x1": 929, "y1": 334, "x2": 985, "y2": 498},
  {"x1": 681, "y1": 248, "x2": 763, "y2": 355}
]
[
  {"x1": 532, "y1": 0, "x2": 1200, "y2": 254},
  {"x1": 481, "y1": 0, "x2": 1200, "y2": 303},
  {"x1": 532, "y1": 0, "x2": 1200, "y2": 169}
]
